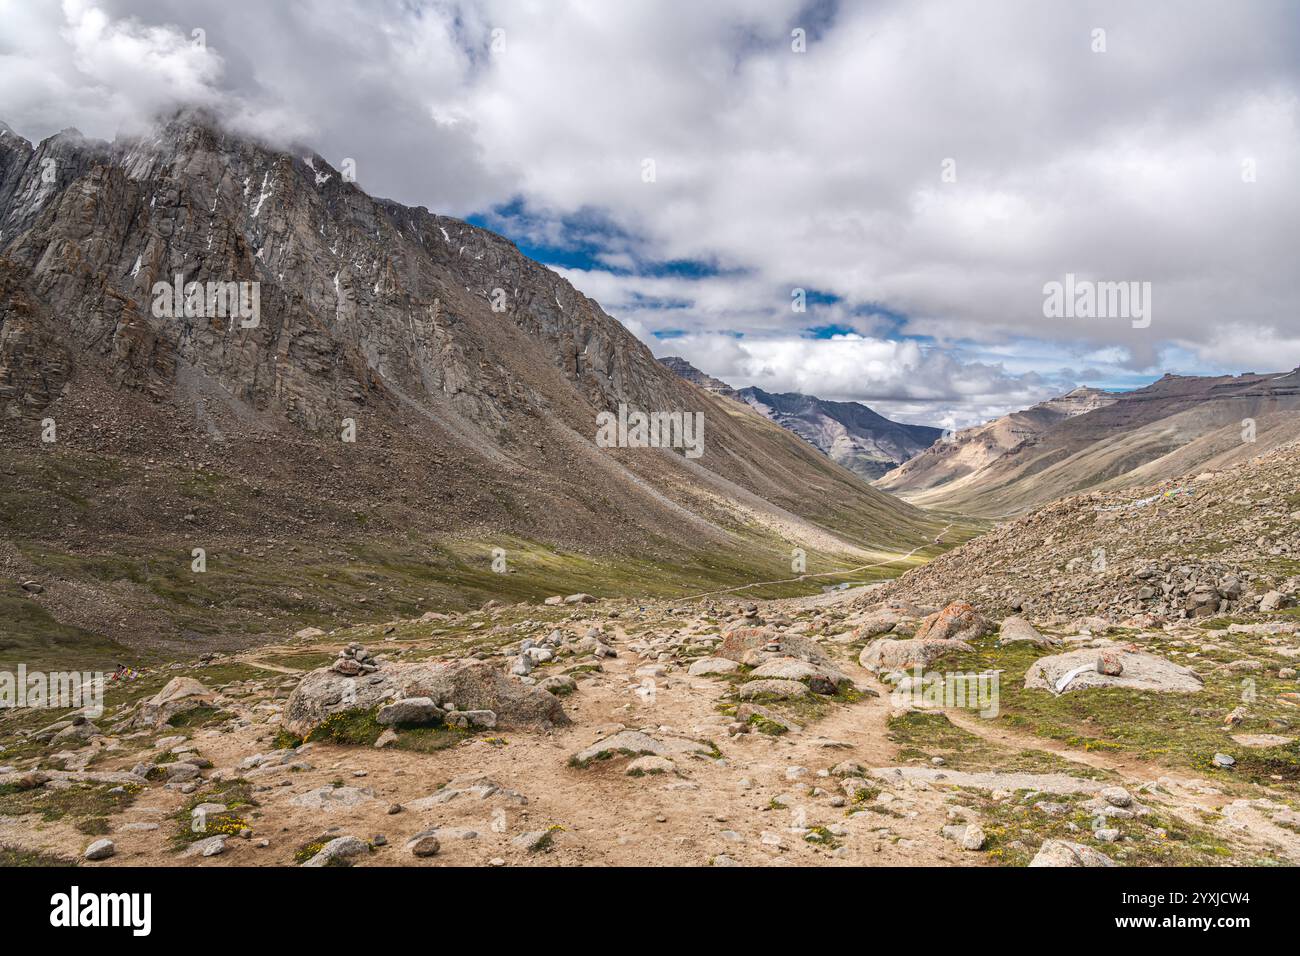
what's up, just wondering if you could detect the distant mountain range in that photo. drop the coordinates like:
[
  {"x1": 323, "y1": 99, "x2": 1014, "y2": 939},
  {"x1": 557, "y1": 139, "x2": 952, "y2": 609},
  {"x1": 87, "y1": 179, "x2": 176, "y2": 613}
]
[
  {"x1": 660, "y1": 351, "x2": 1300, "y2": 518},
  {"x1": 658, "y1": 357, "x2": 942, "y2": 480},
  {"x1": 876, "y1": 370, "x2": 1300, "y2": 515},
  {"x1": 874, "y1": 386, "x2": 1116, "y2": 499}
]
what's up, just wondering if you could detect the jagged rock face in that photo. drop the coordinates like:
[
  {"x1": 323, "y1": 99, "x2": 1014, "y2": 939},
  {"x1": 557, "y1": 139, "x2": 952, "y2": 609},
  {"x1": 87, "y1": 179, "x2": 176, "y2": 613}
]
[
  {"x1": 0, "y1": 264, "x2": 70, "y2": 417},
  {"x1": 656, "y1": 356, "x2": 736, "y2": 396},
  {"x1": 1040, "y1": 385, "x2": 1117, "y2": 418},
  {"x1": 0, "y1": 115, "x2": 721, "y2": 438}
]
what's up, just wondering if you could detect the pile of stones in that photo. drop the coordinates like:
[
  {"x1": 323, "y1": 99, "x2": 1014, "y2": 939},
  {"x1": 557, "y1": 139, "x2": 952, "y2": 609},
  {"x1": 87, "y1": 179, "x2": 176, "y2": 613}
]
[{"x1": 331, "y1": 643, "x2": 378, "y2": 676}]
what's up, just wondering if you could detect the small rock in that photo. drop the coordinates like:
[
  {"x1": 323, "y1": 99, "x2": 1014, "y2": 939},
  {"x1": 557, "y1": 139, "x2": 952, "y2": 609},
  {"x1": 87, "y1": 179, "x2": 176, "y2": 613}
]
[
  {"x1": 1096, "y1": 652, "x2": 1124, "y2": 677},
  {"x1": 626, "y1": 755, "x2": 675, "y2": 775},
  {"x1": 303, "y1": 836, "x2": 366, "y2": 867},
  {"x1": 84, "y1": 839, "x2": 115, "y2": 861},
  {"x1": 376, "y1": 697, "x2": 442, "y2": 727},
  {"x1": 511, "y1": 830, "x2": 554, "y2": 852},
  {"x1": 1100, "y1": 786, "x2": 1133, "y2": 808},
  {"x1": 445, "y1": 709, "x2": 497, "y2": 730},
  {"x1": 1029, "y1": 839, "x2": 1117, "y2": 867},
  {"x1": 537, "y1": 675, "x2": 576, "y2": 696}
]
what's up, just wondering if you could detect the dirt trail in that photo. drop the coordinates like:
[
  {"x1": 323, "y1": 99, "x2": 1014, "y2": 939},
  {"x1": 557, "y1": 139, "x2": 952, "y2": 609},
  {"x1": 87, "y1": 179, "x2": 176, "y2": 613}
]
[
  {"x1": 942, "y1": 709, "x2": 1166, "y2": 786},
  {"x1": 4, "y1": 582, "x2": 1298, "y2": 868},
  {"x1": 238, "y1": 661, "x2": 305, "y2": 675}
]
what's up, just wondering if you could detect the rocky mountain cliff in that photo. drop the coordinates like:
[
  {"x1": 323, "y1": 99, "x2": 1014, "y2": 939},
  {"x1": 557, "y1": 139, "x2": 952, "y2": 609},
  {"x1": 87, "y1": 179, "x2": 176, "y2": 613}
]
[
  {"x1": 657, "y1": 357, "x2": 942, "y2": 480},
  {"x1": 0, "y1": 112, "x2": 951, "y2": 656},
  {"x1": 656, "y1": 356, "x2": 736, "y2": 397}
]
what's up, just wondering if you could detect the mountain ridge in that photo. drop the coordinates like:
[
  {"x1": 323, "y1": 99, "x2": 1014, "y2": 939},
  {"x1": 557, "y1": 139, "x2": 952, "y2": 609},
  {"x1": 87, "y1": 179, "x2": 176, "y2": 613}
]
[{"x1": 657, "y1": 355, "x2": 943, "y2": 480}]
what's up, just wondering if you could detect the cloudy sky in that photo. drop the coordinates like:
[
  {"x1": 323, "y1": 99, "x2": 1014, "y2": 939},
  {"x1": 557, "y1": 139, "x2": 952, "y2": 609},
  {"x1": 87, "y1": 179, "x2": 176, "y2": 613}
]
[{"x1": 3, "y1": 0, "x2": 1298, "y2": 427}]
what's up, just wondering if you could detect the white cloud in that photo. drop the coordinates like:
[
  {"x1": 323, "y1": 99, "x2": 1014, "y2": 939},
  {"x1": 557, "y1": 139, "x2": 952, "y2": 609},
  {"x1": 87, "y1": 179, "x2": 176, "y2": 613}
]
[
  {"x1": 0, "y1": 0, "x2": 226, "y2": 138},
  {"x1": 2, "y1": 0, "x2": 1297, "y2": 425},
  {"x1": 654, "y1": 332, "x2": 1065, "y2": 428}
]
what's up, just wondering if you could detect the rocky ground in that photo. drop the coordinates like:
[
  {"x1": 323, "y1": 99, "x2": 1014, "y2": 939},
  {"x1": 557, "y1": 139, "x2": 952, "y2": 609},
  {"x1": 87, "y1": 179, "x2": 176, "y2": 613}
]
[
  {"x1": 884, "y1": 440, "x2": 1300, "y2": 624},
  {"x1": 2, "y1": 572, "x2": 1298, "y2": 868}
]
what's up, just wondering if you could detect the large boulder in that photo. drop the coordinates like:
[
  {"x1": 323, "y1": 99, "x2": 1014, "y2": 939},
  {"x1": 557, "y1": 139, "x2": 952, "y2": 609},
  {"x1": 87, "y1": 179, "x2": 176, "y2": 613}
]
[
  {"x1": 913, "y1": 601, "x2": 991, "y2": 643},
  {"x1": 859, "y1": 638, "x2": 973, "y2": 672},
  {"x1": 397, "y1": 660, "x2": 568, "y2": 727},
  {"x1": 717, "y1": 627, "x2": 829, "y2": 666},
  {"x1": 850, "y1": 601, "x2": 934, "y2": 640},
  {"x1": 688, "y1": 657, "x2": 740, "y2": 677},
  {"x1": 283, "y1": 659, "x2": 568, "y2": 736},
  {"x1": 50, "y1": 716, "x2": 102, "y2": 745},
  {"x1": 853, "y1": 609, "x2": 908, "y2": 640},
  {"x1": 301, "y1": 836, "x2": 368, "y2": 868},
  {"x1": 570, "y1": 730, "x2": 714, "y2": 768},
  {"x1": 737, "y1": 678, "x2": 810, "y2": 700},
  {"x1": 1024, "y1": 647, "x2": 1204, "y2": 695},
  {"x1": 282, "y1": 669, "x2": 400, "y2": 736},
  {"x1": 120, "y1": 677, "x2": 215, "y2": 730},
  {"x1": 748, "y1": 657, "x2": 850, "y2": 694},
  {"x1": 1260, "y1": 590, "x2": 1291, "y2": 612}
]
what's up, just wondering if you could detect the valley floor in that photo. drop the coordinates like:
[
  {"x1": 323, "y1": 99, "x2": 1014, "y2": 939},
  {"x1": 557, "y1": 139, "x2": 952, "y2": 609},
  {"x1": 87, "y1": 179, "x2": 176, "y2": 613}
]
[{"x1": 3, "y1": 585, "x2": 1298, "y2": 868}]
